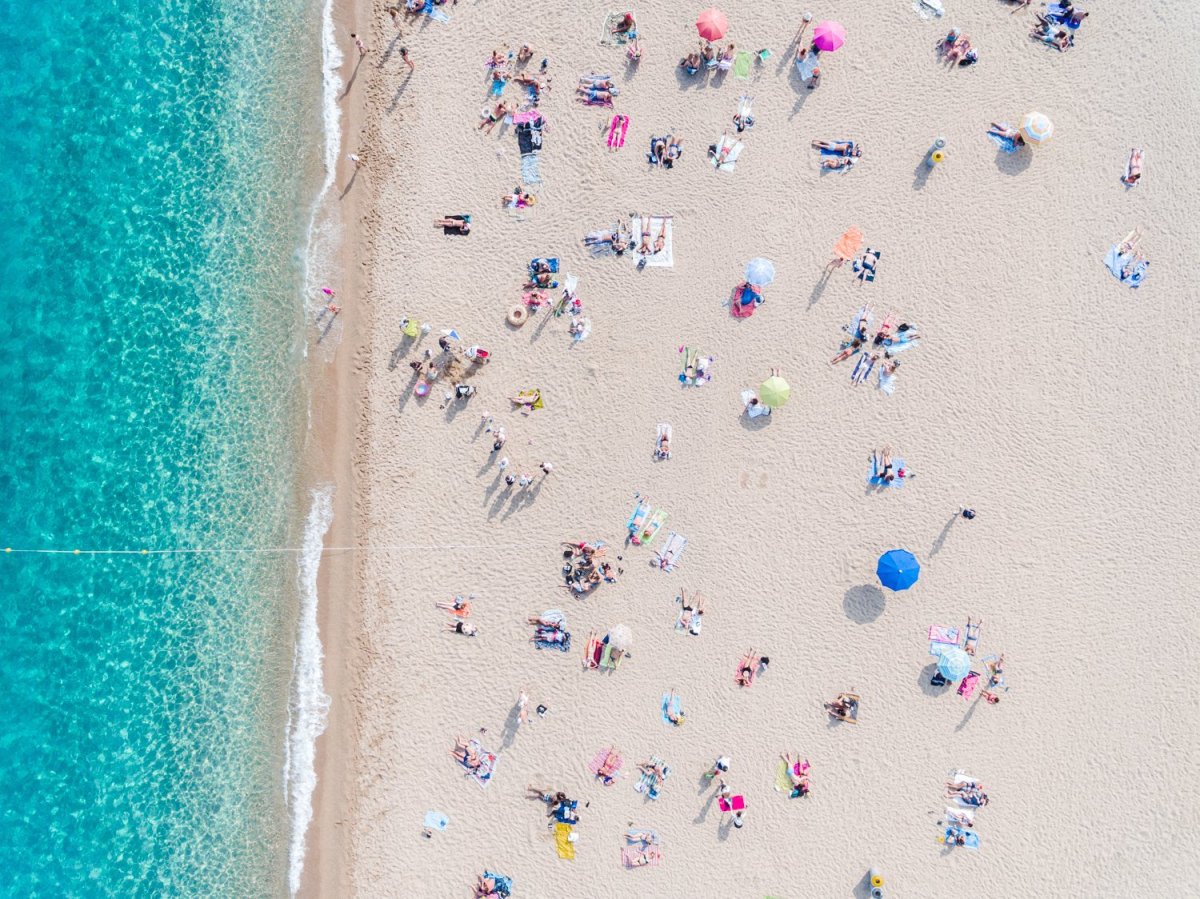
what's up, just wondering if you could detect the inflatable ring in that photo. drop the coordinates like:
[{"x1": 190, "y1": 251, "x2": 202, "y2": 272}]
[
  {"x1": 414, "y1": 381, "x2": 430, "y2": 397},
  {"x1": 930, "y1": 150, "x2": 945, "y2": 164},
  {"x1": 507, "y1": 304, "x2": 528, "y2": 327}
]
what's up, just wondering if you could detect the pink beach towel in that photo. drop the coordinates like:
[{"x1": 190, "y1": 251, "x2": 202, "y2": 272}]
[
  {"x1": 512, "y1": 110, "x2": 544, "y2": 125},
  {"x1": 718, "y1": 794, "x2": 746, "y2": 813},
  {"x1": 622, "y1": 844, "x2": 662, "y2": 868},
  {"x1": 589, "y1": 748, "x2": 623, "y2": 781},
  {"x1": 958, "y1": 672, "x2": 981, "y2": 700},
  {"x1": 929, "y1": 625, "x2": 960, "y2": 644}
]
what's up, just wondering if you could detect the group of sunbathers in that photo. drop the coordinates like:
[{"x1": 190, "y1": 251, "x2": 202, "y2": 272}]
[
  {"x1": 680, "y1": 41, "x2": 735, "y2": 75},
  {"x1": 582, "y1": 220, "x2": 631, "y2": 256},
  {"x1": 525, "y1": 785, "x2": 579, "y2": 823},
  {"x1": 825, "y1": 691, "x2": 860, "y2": 722},
  {"x1": 946, "y1": 775, "x2": 990, "y2": 807},
  {"x1": 648, "y1": 134, "x2": 684, "y2": 168},
  {"x1": 528, "y1": 611, "x2": 570, "y2": 650},
  {"x1": 576, "y1": 73, "x2": 618, "y2": 106},
  {"x1": 936, "y1": 28, "x2": 979, "y2": 66},
  {"x1": 451, "y1": 735, "x2": 487, "y2": 771},
  {"x1": 486, "y1": 45, "x2": 551, "y2": 102},
  {"x1": 438, "y1": 593, "x2": 479, "y2": 637},
  {"x1": 560, "y1": 540, "x2": 616, "y2": 594},
  {"x1": 1030, "y1": 4, "x2": 1087, "y2": 51},
  {"x1": 812, "y1": 139, "x2": 862, "y2": 171},
  {"x1": 832, "y1": 308, "x2": 917, "y2": 388}
]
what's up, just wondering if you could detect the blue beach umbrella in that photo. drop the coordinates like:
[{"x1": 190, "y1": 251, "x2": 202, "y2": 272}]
[
  {"x1": 876, "y1": 549, "x2": 920, "y2": 591},
  {"x1": 937, "y1": 647, "x2": 971, "y2": 681},
  {"x1": 744, "y1": 257, "x2": 776, "y2": 287}
]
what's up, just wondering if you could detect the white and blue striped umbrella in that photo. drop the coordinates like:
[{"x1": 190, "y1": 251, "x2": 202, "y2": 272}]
[
  {"x1": 937, "y1": 647, "x2": 972, "y2": 681},
  {"x1": 744, "y1": 257, "x2": 776, "y2": 287}
]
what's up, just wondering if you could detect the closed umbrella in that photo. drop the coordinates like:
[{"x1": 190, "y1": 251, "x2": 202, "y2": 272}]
[
  {"x1": 744, "y1": 257, "x2": 776, "y2": 287},
  {"x1": 876, "y1": 549, "x2": 920, "y2": 591},
  {"x1": 1021, "y1": 111, "x2": 1054, "y2": 144},
  {"x1": 812, "y1": 20, "x2": 846, "y2": 52},
  {"x1": 606, "y1": 624, "x2": 633, "y2": 651},
  {"x1": 937, "y1": 647, "x2": 972, "y2": 681},
  {"x1": 759, "y1": 375, "x2": 791, "y2": 408},
  {"x1": 696, "y1": 8, "x2": 729, "y2": 42}
]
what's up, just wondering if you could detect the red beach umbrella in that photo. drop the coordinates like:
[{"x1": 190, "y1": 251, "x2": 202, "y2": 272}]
[
  {"x1": 696, "y1": 8, "x2": 729, "y2": 42},
  {"x1": 812, "y1": 20, "x2": 846, "y2": 52}
]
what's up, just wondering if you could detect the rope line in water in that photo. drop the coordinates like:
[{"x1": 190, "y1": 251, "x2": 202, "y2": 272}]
[{"x1": 1, "y1": 543, "x2": 545, "y2": 556}]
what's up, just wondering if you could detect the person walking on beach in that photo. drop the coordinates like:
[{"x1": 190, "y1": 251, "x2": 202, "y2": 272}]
[
  {"x1": 400, "y1": 47, "x2": 415, "y2": 73},
  {"x1": 351, "y1": 33, "x2": 369, "y2": 57}
]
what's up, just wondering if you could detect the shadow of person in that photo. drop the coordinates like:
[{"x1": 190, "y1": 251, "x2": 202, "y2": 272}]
[
  {"x1": 930, "y1": 512, "x2": 957, "y2": 556},
  {"x1": 843, "y1": 584, "x2": 885, "y2": 623}
]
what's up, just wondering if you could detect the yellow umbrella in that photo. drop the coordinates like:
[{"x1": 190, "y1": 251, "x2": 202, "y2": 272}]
[
  {"x1": 1020, "y1": 111, "x2": 1054, "y2": 144},
  {"x1": 759, "y1": 375, "x2": 791, "y2": 408}
]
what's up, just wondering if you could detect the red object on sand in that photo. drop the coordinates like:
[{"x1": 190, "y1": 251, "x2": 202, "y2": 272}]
[{"x1": 696, "y1": 8, "x2": 729, "y2": 42}]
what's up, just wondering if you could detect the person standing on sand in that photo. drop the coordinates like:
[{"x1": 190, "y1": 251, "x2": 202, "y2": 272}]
[
  {"x1": 351, "y1": 33, "x2": 368, "y2": 57},
  {"x1": 400, "y1": 47, "x2": 415, "y2": 73}
]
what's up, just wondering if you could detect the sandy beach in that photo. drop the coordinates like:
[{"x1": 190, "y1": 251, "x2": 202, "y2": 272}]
[{"x1": 306, "y1": 1, "x2": 1200, "y2": 896}]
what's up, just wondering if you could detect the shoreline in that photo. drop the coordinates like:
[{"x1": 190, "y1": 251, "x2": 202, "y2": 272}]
[{"x1": 295, "y1": 0, "x2": 371, "y2": 892}]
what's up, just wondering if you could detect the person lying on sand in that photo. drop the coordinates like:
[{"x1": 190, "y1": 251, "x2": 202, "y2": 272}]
[
  {"x1": 612, "y1": 12, "x2": 635, "y2": 35},
  {"x1": 1122, "y1": 148, "x2": 1143, "y2": 185},
  {"x1": 637, "y1": 219, "x2": 666, "y2": 256},
  {"x1": 479, "y1": 101, "x2": 513, "y2": 134},
  {"x1": 446, "y1": 619, "x2": 478, "y2": 636},
  {"x1": 831, "y1": 339, "x2": 863, "y2": 364},
  {"x1": 626, "y1": 830, "x2": 658, "y2": 844},
  {"x1": 649, "y1": 136, "x2": 667, "y2": 166},
  {"x1": 526, "y1": 786, "x2": 567, "y2": 804},
  {"x1": 825, "y1": 692, "x2": 859, "y2": 718},
  {"x1": 579, "y1": 75, "x2": 616, "y2": 90},
  {"x1": 638, "y1": 759, "x2": 668, "y2": 779},
  {"x1": 596, "y1": 748, "x2": 621, "y2": 784},
  {"x1": 735, "y1": 650, "x2": 760, "y2": 686},
  {"x1": 873, "y1": 446, "x2": 895, "y2": 482},
  {"x1": 436, "y1": 595, "x2": 473, "y2": 616},
  {"x1": 501, "y1": 189, "x2": 537, "y2": 208},
  {"x1": 665, "y1": 690, "x2": 685, "y2": 725},
  {"x1": 451, "y1": 736, "x2": 483, "y2": 769},
  {"x1": 577, "y1": 85, "x2": 617, "y2": 103},
  {"x1": 679, "y1": 591, "x2": 704, "y2": 633},
  {"x1": 665, "y1": 135, "x2": 683, "y2": 167}
]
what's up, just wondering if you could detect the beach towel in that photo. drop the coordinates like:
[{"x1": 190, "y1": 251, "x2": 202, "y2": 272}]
[
  {"x1": 630, "y1": 215, "x2": 674, "y2": 267},
  {"x1": 461, "y1": 740, "x2": 498, "y2": 788},
  {"x1": 600, "y1": 11, "x2": 636, "y2": 46},
  {"x1": 482, "y1": 871, "x2": 512, "y2": 898},
  {"x1": 717, "y1": 794, "x2": 746, "y2": 813},
  {"x1": 529, "y1": 257, "x2": 559, "y2": 273},
  {"x1": 634, "y1": 757, "x2": 669, "y2": 799},
  {"x1": 878, "y1": 368, "x2": 897, "y2": 395},
  {"x1": 520, "y1": 154, "x2": 541, "y2": 185},
  {"x1": 660, "y1": 692, "x2": 684, "y2": 725},
  {"x1": 912, "y1": 0, "x2": 944, "y2": 19},
  {"x1": 958, "y1": 671, "x2": 981, "y2": 700},
  {"x1": 1104, "y1": 245, "x2": 1148, "y2": 288},
  {"x1": 730, "y1": 283, "x2": 762, "y2": 318},
  {"x1": 626, "y1": 827, "x2": 659, "y2": 844},
  {"x1": 709, "y1": 134, "x2": 744, "y2": 172},
  {"x1": 535, "y1": 631, "x2": 572, "y2": 652},
  {"x1": 599, "y1": 642, "x2": 619, "y2": 670},
  {"x1": 654, "y1": 531, "x2": 686, "y2": 571},
  {"x1": 940, "y1": 826, "x2": 980, "y2": 849},
  {"x1": 988, "y1": 131, "x2": 1020, "y2": 154},
  {"x1": 515, "y1": 389, "x2": 544, "y2": 410},
  {"x1": 929, "y1": 625, "x2": 959, "y2": 644},
  {"x1": 489, "y1": 77, "x2": 507, "y2": 97},
  {"x1": 423, "y1": 810, "x2": 450, "y2": 831},
  {"x1": 607, "y1": 114, "x2": 629, "y2": 150},
  {"x1": 774, "y1": 759, "x2": 810, "y2": 796},
  {"x1": 675, "y1": 597, "x2": 702, "y2": 635},
  {"x1": 733, "y1": 50, "x2": 752, "y2": 79},
  {"x1": 622, "y1": 844, "x2": 663, "y2": 868},
  {"x1": 638, "y1": 509, "x2": 667, "y2": 546},
  {"x1": 553, "y1": 823, "x2": 576, "y2": 860},
  {"x1": 794, "y1": 50, "x2": 820, "y2": 81},
  {"x1": 441, "y1": 214, "x2": 471, "y2": 236},
  {"x1": 421, "y1": 0, "x2": 449, "y2": 23},
  {"x1": 589, "y1": 748, "x2": 623, "y2": 781},
  {"x1": 626, "y1": 497, "x2": 651, "y2": 536},
  {"x1": 584, "y1": 634, "x2": 603, "y2": 668},
  {"x1": 832, "y1": 227, "x2": 864, "y2": 263},
  {"x1": 867, "y1": 454, "x2": 907, "y2": 487},
  {"x1": 512, "y1": 110, "x2": 544, "y2": 126}
]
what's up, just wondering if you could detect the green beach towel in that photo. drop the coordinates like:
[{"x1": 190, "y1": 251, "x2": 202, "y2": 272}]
[{"x1": 734, "y1": 50, "x2": 752, "y2": 79}]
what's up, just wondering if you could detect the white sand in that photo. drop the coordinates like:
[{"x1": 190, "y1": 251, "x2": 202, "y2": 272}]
[{"x1": 307, "y1": 1, "x2": 1200, "y2": 896}]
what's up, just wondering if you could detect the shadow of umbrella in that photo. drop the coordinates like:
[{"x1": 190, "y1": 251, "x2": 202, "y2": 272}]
[{"x1": 842, "y1": 584, "x2": 885, "y2": 623}]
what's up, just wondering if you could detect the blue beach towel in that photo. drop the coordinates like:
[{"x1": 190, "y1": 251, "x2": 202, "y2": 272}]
[
  {"x1": 867, "y1": 456, "x2": 907, "y2": 488},
  {"x1": 988, "y1": 132, "x2": 1019, "y2": 154},
  {"x1": 529, "y1": 257, "x2": 559, "y2": 273},
  {"x1": 482, "y1": 871, "x2": 512, "y2": 897},
  {"x1": 422, "y1": 0, "x2": 449, "y2": 23},
  {"x1": 490, "y1": 78, "x2": 507, "y2": 97},
  {"x1": 534, "y1": 633, "x2": 572, "y2": 652},
  {"x1": 520, "y1": 153, "x2": 541, "y2": 185},
  {"x1": 794, "y1": 51, "x2": 820, "y2": 80},
  {"x1": 660, "y1": 693, "x2": 683, "y2": 725},
  {"x1": 1104, "y1": 246, "x2": 1148, "y2": 288},
  {"x1": 941, "y1": 826, "x2": 980, "y2": 849}
]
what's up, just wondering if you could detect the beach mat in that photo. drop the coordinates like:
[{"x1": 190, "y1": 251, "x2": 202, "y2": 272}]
[
  {"x1": 733, "y1": 50, "x2": 752, "y2": 79},
  {"x1": 588, "y1": 748, "x2": 622, "y2": 780},
  {"x1": 554, "y1": 823, "x2": 576, "y2": 860}
]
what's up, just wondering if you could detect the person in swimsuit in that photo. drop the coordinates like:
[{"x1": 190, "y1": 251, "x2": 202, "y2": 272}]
[
  {"x1": 649, "y1": 136, "x2": 667, "y2": 166},
  {"x1": 812, "y1": 139, "x2": 862, "y2": 157},
  {"x1": 680, "y1": 49, "x2": 702, "y2": 73},
  {"x1": 781, "y1": 752, "x2": 811, "y2": 795},
  {"x1": 577, "y1": 86, "x2": 617, "y2": 102},
  {"x1": 665, "y1": 135, "x2": 683, "y2": 168},
  {"x1": 1122, "y1": 149, "x2": 1143, "y2": 185},
  {"x1": 612, "y1": 12, "x2": 635, "y2": 34},
  {"x1": 596, "y1": 748, "x2": 620, "y2": 784},
  {"x1": 446, "y1": 620, "x2": 478, "y2": 636},
  {"x1": 436, "y1": 594, "x2": 473, "y2": 616},
  {"x1": 700, "y1": 42, "x2": 716, "y2": 66}
]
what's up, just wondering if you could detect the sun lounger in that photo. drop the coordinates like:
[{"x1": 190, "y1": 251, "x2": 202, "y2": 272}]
[
  {"x1": 654, "y1": 531, "x2": 686, "y2": 571},
  {"x1": 709, "y1": 133, "x2": 744, "y2": 172},
  {"x1": 622, "y1": 844, "x2": 663, "y2": 867},
  {"x1": 629, "y1": 215, "x2": 674, "y2": 267}
]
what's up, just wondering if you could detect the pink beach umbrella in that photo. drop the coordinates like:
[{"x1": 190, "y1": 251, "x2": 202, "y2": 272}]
[
  {"x1": 812, "y1": 20, "x2": 846, "y2": 52},
  {"x1": 696, "y1": 8, "x2": 729, "y2": 42}
]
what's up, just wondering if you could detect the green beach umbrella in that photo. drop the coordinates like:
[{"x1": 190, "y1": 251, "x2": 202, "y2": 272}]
[{"x1": 759, "y1": 375, "x2": 791, "y2": 408}]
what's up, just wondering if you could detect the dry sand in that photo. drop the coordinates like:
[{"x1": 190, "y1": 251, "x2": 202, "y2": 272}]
[{"x1": 306, "y1": 1, "x2": 1200, "y2": 896}]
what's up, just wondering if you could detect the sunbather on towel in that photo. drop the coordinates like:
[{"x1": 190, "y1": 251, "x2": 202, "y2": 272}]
[
  {"x1": 626, "y1": 830, "x2": 658, "y2": 844},
  {"x1": 831, "y1": 339, "x2": 863, "y2": 364},
  {"x1": 700, "y1": 42, "x2": 716, "y2": 67},
  {"x1": 649, "y1": 136, "x2": 667, "y2": 166},
  {"x1": 638, "y1": 759, "x2": 668, "y2": 780},
  {"x1": 637, "y1": 219, "x2": 666, "y2": 256},
  {"x1": 781, "y1": 752, "x2": 811, "y2": 796},
  {"x1": 434, "y1": 216, "x2": 470, "y2": 233},
  {"x1": 665, "y1": 135, "x2": 683, "y2": 168},
  {"x1": 1122, "y1": 148, "x2": 1143, "y2": 185},
  {"x1": 577, "y1": 86, "x2": 617, "y2": 103},
  {"x1": 717, "y1": 43, "x2": 736, "y2": 70},
  {"x1": 451, "y1": 736, "x2": 484, "y2": 769},
  {"x1": 679, "y1": 592, "x2": 704, "y2": 634},
  {"x1": 825, "y1": 692, "x2": 858, "y2": 718},
  {"x1": 612, "y1": 12, "x2": 635, "y2": 35},
  {"x1": 531, "y1": 627, "x2": 566, "y2": 644},
  {"x1": 812, "y1": 139, "x2": 862, "y2": 157},
  {"x1": 473, "y1": 874, "x2": 505, "y2": 899},
  {"x1": 596, "y1": 748, "x2": 620, "y2": 784},
  {"x1": 579, "y1": 75, "x2": 616, "y2": 89},
  {"x1": 501, "y1": 189, "x2": 537, "y2": 208}
]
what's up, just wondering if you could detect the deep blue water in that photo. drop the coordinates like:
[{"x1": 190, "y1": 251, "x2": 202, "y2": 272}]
[{"x1": 0, "y1": 0, "x2": 320, "y2": 893}]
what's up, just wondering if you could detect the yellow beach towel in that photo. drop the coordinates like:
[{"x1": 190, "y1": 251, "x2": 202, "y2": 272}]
[{"x1": 555, "y1": 823, "x2": 576, "y2": 860}]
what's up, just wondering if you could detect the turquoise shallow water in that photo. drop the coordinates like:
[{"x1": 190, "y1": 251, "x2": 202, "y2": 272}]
[{"x1": 0, "y1": 0, "x2": 321, "y2": 893}]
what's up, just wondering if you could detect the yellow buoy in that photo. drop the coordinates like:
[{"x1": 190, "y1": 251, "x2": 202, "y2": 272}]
[{"x1": 930, "y1": 150, "x2": 945, "y2": 164}]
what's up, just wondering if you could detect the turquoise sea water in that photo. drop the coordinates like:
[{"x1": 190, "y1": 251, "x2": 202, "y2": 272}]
[{"x1": 0, "y1": 0, "x2": 324, "y2": 893}]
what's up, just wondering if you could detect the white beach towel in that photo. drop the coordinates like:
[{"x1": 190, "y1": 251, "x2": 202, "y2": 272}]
[{"x1": 630, "y1": 216, "x2": 674, "y2": 267}]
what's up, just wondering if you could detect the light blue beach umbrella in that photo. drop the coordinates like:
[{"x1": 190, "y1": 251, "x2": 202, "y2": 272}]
[
  {"x1": 937, "y1": 647, "x2": 971, "y2": 681},
  {"x1": 744, "y1": 257, "x2": 776, "y2": 287}
]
